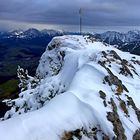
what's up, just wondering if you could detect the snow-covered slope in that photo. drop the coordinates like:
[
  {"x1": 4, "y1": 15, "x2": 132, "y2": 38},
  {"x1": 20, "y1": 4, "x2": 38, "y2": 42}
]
[{"x1": 1, "y1": 35, "x2": 140, "y2": 140}]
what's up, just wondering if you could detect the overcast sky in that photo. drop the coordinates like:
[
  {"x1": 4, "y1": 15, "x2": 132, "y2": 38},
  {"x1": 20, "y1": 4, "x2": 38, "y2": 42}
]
[{"x1": 0, "y1": 0, "x2": 140, "y2": 32}]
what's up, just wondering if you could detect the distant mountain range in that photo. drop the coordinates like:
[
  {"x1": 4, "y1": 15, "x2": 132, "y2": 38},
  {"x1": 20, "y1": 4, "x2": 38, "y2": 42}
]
[
  {"x1": 2, "y1": 28, "x2": 140, "y2": 56},
  {"x1": 2, "y1": 28, "x2": 140, "y2": 45},
  {"x1": 0, "y1": 29, "x2": 63, "y2": 47},
  {"x1": 0, "y1": 28, "x2": 80, "y2": 43},
  {"x1": 94, "y1": 30, "x2": 140, "y2": 55},
  {"x1": 0, "y1": 28, "x2": 63, "y2": 38},
  {"x1": 0, "y1": 28, "x2": 80, "y2": 83}
]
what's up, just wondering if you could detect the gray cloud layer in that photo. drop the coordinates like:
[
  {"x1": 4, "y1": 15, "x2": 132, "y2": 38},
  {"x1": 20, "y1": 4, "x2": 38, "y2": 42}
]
[{"x1": 0, "y1": 0, "x2": 140, "y2": 30}]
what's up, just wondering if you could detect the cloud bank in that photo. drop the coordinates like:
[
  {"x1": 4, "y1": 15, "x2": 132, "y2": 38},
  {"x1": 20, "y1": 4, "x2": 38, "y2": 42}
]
[{"x1": 0, "y1": 0, "x2": 140, "y2": 31}]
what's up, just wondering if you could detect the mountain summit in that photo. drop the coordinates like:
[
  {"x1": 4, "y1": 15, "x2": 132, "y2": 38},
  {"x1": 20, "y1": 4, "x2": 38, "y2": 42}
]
[{"x1": 0, "y1": 35, "x2": 140, "y2": 140}]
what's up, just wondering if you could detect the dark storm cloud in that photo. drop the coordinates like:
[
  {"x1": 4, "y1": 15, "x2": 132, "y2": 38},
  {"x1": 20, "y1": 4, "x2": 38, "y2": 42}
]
[{"x1": 0, "y1": 0, "x2": 140, "y2": 27}]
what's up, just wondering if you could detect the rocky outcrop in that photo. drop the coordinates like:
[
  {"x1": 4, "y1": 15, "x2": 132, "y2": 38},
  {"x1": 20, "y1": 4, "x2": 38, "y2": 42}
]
[{"x1": 107, "y1": 98, "x2": 127, "y2": 140}]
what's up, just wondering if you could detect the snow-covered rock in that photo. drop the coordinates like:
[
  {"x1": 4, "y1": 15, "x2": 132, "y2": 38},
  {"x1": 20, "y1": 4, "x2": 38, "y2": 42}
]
[{"x1": 0, "y1": 35, "x2": 140, "y2": 140}]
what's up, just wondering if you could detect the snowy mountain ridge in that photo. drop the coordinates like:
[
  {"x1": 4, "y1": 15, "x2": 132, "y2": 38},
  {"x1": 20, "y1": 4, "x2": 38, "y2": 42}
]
[
  {"x1": 94, "y1": 30, "x2": 140, "y2": 43},
  {"x1": 0, "y1": 28, "x2": 64, "y2": 40},
  {"x1": 0, "y1": 35, "x2": 140, "y2": 140},
  {"x1": 94, "y1": 30, "x2": 140, "y2": 55}
]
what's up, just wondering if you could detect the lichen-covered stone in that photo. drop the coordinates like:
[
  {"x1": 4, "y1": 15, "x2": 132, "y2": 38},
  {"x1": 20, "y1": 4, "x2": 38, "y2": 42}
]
[
  {"x1": 119, "y1": 100, "x2": 129, "y2": 116},
  {"x1": 126, "y1": 95, "x2": 140, "y2": 122},
  {"x1": 107, "y1": 98, "x2": 127, "y2": 140},
  {"x1": 103, "y1": 71, "x2": 128, "y2": 94}
]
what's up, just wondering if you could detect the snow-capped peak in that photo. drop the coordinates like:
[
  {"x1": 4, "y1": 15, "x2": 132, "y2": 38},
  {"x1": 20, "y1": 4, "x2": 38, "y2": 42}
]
[
  {"x1": 127, "y1": 29, "x2": 140, "y2": 35},
  {"x1": 94, "y1": 30, "x2": 140, "y2": 44},
  {"x1": 10, "y1": 30, "x2": 24, "y2": 36}
]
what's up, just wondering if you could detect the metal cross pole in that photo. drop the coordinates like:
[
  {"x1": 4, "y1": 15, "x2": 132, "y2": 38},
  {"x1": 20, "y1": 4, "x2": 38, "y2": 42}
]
[{"x1": 79, "y1": 8, "x2": 82, "y2": 34}]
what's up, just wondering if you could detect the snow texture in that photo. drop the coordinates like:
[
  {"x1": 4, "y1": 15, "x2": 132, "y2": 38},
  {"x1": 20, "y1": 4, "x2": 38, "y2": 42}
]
[{"x1": 0, "y1": 35, "x2": 140, "y2": 140}]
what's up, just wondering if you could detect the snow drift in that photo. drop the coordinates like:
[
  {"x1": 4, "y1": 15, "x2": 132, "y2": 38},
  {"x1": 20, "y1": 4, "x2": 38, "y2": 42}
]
[{"x1": 0, "y1": 35, "x2": 140, "y2": 140}]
